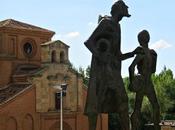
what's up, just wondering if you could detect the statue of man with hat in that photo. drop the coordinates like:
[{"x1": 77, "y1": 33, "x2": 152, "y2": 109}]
[{"x1": 84, "y1": 1, "x2": 137, "y2": 130}]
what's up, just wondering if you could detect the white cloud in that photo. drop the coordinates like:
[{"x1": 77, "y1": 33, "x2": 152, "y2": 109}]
[
  {"x1": 65, "y1": 31, "x2": 80, "y2": 39},
  {"x1": 52, "y1": 34, "x2": 62, "y2": 40},
  {"x1": 52, "y1": 32, "x2": 80, "y2": 41},
  {"x1": 150, "y1": 40, "x2": 172, "y2": 50}
]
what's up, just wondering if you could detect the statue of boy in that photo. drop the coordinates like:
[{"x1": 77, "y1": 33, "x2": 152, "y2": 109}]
[{"x1": 129, "y1": 30, "x2": 160, "y2": 130}]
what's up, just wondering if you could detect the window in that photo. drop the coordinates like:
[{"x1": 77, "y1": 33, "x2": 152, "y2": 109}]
[
  {"x1": 60, "y1": 51, "x2": 65, "y2": 63},
  {"x1": 51, "y1": 50, "x2": 56, "y2": 63},
  {"x1": 6, "y1": 117, "x2": 17, "y2": 130},
  {"x1": 21, "y1": 38, "x2": 36, "y2": 58},
  {"x1": 23, "y1": 114, "x2": 34, "y2": 130},
  {"x1": 55, "y1": 92, "x2": 61, "y2": 110},
  {"x1": 23, "y1": 42, "x2": 33, "y2": 55}
]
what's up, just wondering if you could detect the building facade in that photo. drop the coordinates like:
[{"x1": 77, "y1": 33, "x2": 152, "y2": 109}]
[{"x1": 0, "y1": 19, "x2": 108, "y2": 130}]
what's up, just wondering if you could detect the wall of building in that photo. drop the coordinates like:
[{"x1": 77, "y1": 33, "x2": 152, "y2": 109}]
[
  {"x1": 0, "y1": 85, "x2": 40, "y2": 130},
  {"x1": 0, "y1": 33, "x2": 3, "y2": 53},
  {"x1": 32, "y1": 63, "x2": 84, "y2": 113},
  {"x1": 39, "y1": 112, "x2": 108, "y2": 130},
  {"x1": 40, "y1": 113, "x2": 76, "y2": 130},
  {"x1": 0, "y1": 31, "x2": 44, "y2": 61},
  {"x1": 32, "y1": 75, "x2": 49, "y2": 112},
  {"x1": 0, "y1": 29, "x2": 52, "y2": 87},
  {"x1": 0, "y1": 60, "x2": 12, "y2": 86}
]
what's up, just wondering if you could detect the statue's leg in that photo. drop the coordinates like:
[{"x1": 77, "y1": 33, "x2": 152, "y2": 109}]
[
  {"x1": 131, "y1": 92, "x2": 144, "y2": 130},
  {"x1": 147, "y1": 85, "x2": 160, "y2": 130},
  {"x1": 88, "y1": 113, "x2": 98, "y2": 130}
]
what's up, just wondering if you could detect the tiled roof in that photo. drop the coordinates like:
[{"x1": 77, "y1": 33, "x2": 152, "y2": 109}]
[
  {"x1": 0, "y1": 19, "x2": 55, "y2": 34},
  {"x1": 0, "y1": 83, "x2": 32, "y2": 104}
]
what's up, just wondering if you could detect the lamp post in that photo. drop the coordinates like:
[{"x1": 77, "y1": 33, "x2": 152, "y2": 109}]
[{"x1": 53, "y1": 84, "x2": 67, "y2": 130}]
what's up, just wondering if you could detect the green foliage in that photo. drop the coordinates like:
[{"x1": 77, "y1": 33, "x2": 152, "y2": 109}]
[
  {"x1": 68, "y1": 62, "x2": 79, "y2": 73},
  {"x1": 152, "y1": 67, "x2": 175, "y2": 114},
  {"x1": 78, "y1": 65, "x2": 90, "y2": 86},
  {"x1": 85, "y1": 65, "x2": 91, "y2": 79},
  {"x1": 164, "y1": 114, "x2": 175, "y2": 120}
]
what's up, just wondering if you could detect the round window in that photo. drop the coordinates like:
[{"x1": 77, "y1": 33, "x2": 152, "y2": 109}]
[{"x1": 23, "y1": 42, "x2": 33, "y2": 56}]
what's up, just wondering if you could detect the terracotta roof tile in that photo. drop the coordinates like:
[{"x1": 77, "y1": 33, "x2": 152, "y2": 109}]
[
  {"x1": 0, "y1": 83, "x2": 32, "y2": 104},
  {"x1": 0, "y1": 19, "x2": 55, "y2": 34}
]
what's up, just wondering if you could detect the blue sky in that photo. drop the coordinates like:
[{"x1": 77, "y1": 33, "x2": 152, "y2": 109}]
[{"x1": 1, "y1": 0, "x2": 175, "y2": 77}]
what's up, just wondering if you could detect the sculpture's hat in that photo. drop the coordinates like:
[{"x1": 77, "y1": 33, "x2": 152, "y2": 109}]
[{"x1": 111, "y1": 0, "x2": 131, "y2": 17}]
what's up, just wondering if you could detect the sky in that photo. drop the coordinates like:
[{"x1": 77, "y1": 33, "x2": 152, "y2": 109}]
[{"x1": 0, "y1": 0, "x2": 175, "y2": 77}]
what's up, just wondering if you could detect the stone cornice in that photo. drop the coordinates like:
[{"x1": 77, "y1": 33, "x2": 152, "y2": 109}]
[{"x1": 0, "y1": 27, "x2": 55, "y2": 39}]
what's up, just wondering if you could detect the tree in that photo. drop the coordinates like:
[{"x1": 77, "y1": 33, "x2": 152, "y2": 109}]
[{"x1": 78, "y1": 66, "x2": 90, "y2": 86}]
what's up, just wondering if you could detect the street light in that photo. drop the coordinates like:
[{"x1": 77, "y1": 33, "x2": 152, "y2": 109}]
[{"x1": 53, "y1": 84, "x2": 67, "y2": 130}]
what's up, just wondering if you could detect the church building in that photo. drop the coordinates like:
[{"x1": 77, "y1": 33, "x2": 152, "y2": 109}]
[{"x1": 0, "y1": 19, "x2": 108, "y2": 130}]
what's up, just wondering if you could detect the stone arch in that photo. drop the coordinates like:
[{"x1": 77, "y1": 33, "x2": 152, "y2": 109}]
[
  {"x1": 49, "y1": 121, "x2": 72, "y2": 130},
  {"x1": 22, "y1": 114, "x2": 34, "y2": 130},
  {"x1": 51, "y1": 50, "x2": 57, "y2": 63},
  {"x1": 6, "y1": 117, "x2": 17, "y2": 130},
  {"x1": 60, "y1": 51, "x2": 65, "y2": 63}
]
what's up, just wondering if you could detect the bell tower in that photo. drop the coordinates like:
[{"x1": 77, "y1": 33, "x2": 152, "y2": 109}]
[{"x1": 41, "y1": 40, "x2": 69, "y2": 64}]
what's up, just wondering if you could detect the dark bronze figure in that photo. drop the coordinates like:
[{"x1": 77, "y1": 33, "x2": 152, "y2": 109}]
[
  {"x1": 129, "y1": 30, "x2": 160, "y2": 130},
  {"x1": 84, "y1": 1, "x2": 135, "y2": 130}
]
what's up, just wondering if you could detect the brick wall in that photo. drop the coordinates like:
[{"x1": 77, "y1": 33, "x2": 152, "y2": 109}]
[{"x1": 0, "y1": 85, "x2": 40, "y2": 130}]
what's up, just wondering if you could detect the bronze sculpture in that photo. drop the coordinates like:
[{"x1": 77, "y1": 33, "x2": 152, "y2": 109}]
[
  {"x1": 84, "y1": 1, "x2": 135, "y2": 130},
  {"x1": 129, "y1": 30, "x2": 160, "y2": 130}
]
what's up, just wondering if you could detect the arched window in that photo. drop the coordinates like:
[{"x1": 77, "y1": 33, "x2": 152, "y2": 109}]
[
  {"x1": 51, "y1": 50, "x2": 57, "y2": 63},
  {"x1": 23, "y1": 114, "x2": 34, "y2": 130},
  {"x1": 6, "y1": 117, "x2": 17, "y2": 130},
  {"x1": 60, "y1": 51, "x2": 65, "y2": 63}
]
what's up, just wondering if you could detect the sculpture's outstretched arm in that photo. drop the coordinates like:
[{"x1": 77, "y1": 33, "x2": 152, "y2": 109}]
[
  {"x1": 120, "y1": 52, "x2": 134, "y2": 61},
  {"x1": 120, "y1": 46, "x2": 144, "y2": 61}
]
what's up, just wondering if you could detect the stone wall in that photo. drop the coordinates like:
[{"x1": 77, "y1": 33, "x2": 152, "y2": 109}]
[
  {"x1": 41, "y1": 40, "x2": 69, "y2": 64},
  {"x1": 32, "y1": 63, "x2": 84, "y2": 113}
]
